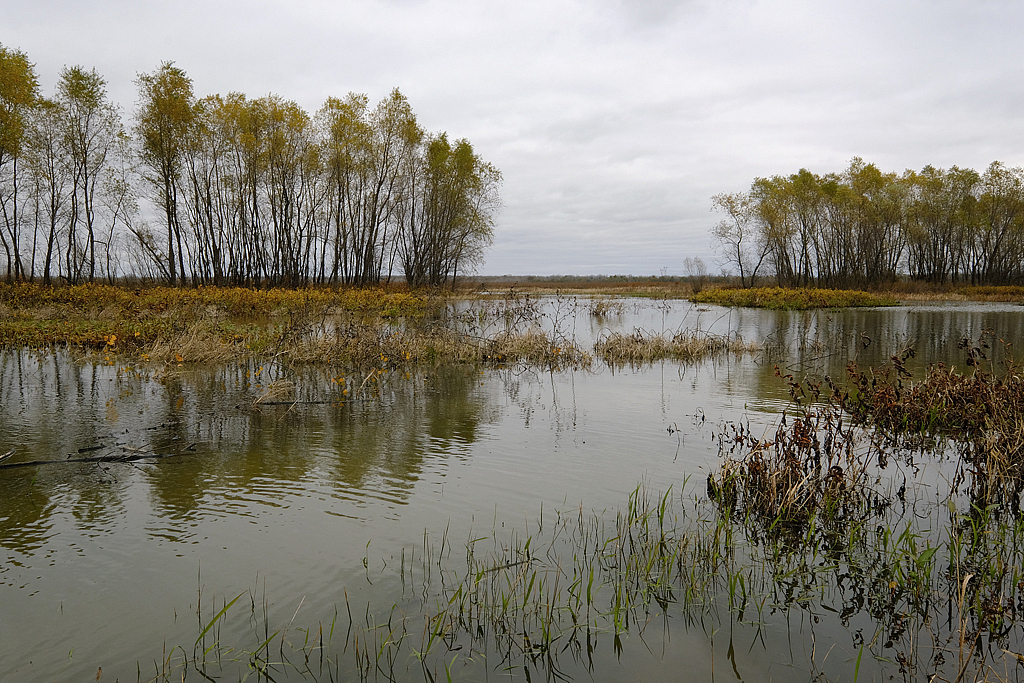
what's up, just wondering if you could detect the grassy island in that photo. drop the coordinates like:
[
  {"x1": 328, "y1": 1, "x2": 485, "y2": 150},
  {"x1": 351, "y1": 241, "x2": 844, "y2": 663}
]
[{"x1": 690, "y1": 286, "x2": 899, "y2": 309}]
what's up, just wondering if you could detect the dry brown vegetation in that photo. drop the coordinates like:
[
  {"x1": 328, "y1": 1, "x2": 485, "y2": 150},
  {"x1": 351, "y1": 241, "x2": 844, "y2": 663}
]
[
  {"x1": 473, "y1": 278, "x2": 696, "y2": 298},
  {"x1": 708, "y1": 402, "x2": 875, "y2": 529},
  {"x1": 0, "y1": 283, "x2": 435, "y2": 358},
  {"x1": 480, "y1": 279, "x2": 1024, "y2": 305},
  {"x1": 691, "y1": 286, "x2": 898, "y2": 309},
  {"x1": 839, "y1": 338, "x2": 1024, "y2": 508},
  {"x1": 595, "y1": 328, "x2": 756, "y2": 364},
  {"x1": 0, "y1": 284, "x2": 630, "y2": 369},
  {"x1": 892, "y1": 284, "x2": 1024, "y2": 302}
]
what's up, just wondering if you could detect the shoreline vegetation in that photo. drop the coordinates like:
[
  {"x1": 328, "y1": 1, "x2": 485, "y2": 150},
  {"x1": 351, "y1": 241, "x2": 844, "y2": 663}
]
[
  {"x1": 0, "y1": 282, "x2": 756, "y2": 367},
  {"x1": 479, "y1": 276, "x2": 1024, "y2": 303},
  {"x1": 141, "y1": 353, "x2": 1024, "y2": 683},
  {"x1": 0, "y1": 282, "x2": 1021, "y2": 366},
  {"x1": 4, "y1": 284, "x2": 1024, "y2": 680},
  {"x1": 690, "y1": 285, "x2": 899, "y2": 309}
]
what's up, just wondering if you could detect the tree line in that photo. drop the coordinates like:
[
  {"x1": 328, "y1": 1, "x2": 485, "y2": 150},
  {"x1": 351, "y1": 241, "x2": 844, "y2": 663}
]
[
  {"x1": 712, "y1": 158, "x2": 1024, "y2": 288},
  {"x1": 0, "y1": 46, "x2": 500, "y2": 287}
]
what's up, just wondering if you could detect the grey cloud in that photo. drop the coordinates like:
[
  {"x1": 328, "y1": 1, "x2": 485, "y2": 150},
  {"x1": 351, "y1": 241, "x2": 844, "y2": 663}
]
[{"x1": 5, "y1": 0, "x2": 1024, "y2": 275}]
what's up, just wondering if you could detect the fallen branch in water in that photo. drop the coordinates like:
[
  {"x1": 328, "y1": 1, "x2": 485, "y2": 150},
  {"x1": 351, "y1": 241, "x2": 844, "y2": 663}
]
[
  {"x1": 248, "y1": 398, "x2": 370, "y2": 406},
  {"x1": 0, "y1": 447, "x2": 194, "y2": 470}
]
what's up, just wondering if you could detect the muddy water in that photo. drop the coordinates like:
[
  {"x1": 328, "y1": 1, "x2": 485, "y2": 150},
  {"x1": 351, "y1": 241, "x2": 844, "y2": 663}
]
[{"x1": 0, "y1": 300, "x2": 1021, "y2": 682}]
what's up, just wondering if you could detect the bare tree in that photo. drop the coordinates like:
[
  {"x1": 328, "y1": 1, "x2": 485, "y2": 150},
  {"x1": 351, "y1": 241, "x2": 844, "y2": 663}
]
[
  {"x1": 0, "y1": 44, "x2": 39, "y2": 281},
  {"x1": 58, "y1": 65, "x2": 122, "y2": 283},
  {"x1": 711, "y1": 191, "x2": 768, "y2": 288},
  {"x1": 135, "y1": 62, "x2": 194, "y2": 284}
]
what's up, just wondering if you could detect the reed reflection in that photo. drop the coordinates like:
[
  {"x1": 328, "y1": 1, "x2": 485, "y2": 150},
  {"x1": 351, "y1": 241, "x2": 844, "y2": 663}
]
[{"x1": 137, "y1": 363, "x2": 494, "y2": 533}]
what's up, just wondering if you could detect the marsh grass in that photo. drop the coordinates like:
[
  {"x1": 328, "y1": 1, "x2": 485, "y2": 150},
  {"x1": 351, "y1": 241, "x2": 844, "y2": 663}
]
[
  {"x1": 585, "y1": 297, "x2": 626, "y2": 317},
  {"x1": 139, "y1": 467, "x2": 1024, "y2": 683},
  {"x1": 708, "y1": 403, "x2": 878, "y2": 531},
  {"x1": 1, "y1": 285, "x2": 755, "y2": 369},
  {"x1": 704, "y1": 395, "x2": 1024, "y2": 682},
  {"x1": 691, "y1": 286, "x2": 899, "y2": 309},
  {"x1": 479, "y1": 279, "x2": 696, "y2": 298},
  {"x1": 595, "y1": 328, "x2": 757, "y2": 364},
  {"x1": 889, "y1": 284, "x2": 1024, "y2": 303},
  {"x1": 0, "y1": 283, "x2": 434, "y2": 354},
  {"x1": 683, "y1": 340, "x2": 1024, "y2": 681},
  {"x1": 0, "y1": 282, "x2": 432, "y2": 317},
  {"x1": 840, "y1": 336, "x2": 1024, "y2": 509},
  {"x1": 955, "y1": 285, "x2": 1024, "y2": 301},
  {"x1": 142, "y1": 483, "x2": 741, "y2": 683}
]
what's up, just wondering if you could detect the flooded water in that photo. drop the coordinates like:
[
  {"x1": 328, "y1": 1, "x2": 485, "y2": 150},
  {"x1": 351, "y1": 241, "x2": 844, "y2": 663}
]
[{"x1": 1, "y1": 299, "x2": 1023, "y2": 682}]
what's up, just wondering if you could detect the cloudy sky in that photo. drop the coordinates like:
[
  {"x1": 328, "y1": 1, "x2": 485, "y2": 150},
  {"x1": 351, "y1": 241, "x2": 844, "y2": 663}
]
[{"x1": 6, "y1": 0, "x2": 1023, "y2": 275}]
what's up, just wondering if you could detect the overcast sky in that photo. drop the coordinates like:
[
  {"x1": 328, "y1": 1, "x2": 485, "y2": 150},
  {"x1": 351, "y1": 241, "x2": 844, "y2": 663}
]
[{"x1": 6, "y1": 0, "x2": 1023, "y2": 275}]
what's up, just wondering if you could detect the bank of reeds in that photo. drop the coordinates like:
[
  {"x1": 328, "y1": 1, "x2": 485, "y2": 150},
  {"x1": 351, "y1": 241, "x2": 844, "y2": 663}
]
[
  {"x1": 0, "y1": 284, "x2": 760, "y2": 369},
  {"x1": 595, "y1": 328, "x2": 757, "y2": 364},
  {"x1": 134, "y1": 320, "x2": 595, "y2": 371},
  {"x1": 586, "y1": 296, "x2": 626, "y2": 317},
  {"x1": 704, "y1": 393, "x2": 1024, "y2": 681},
  {"x1": 691, "y1": 286, "x2": 898, "y2": 309},
  {"x1": 839, "y1": 339, "x2": 1024, "y2": 509},
  {"x1": 708, "y1": 403, "x2": 877, "y2": 531},
  {"x1": 956, "y1": 284, "x2": 1024, "y2": 301},
  {"x1": 143, "y1": 469, "x2": 1024, "y2": 683},
  {"x1": 297, "y1": 324, "x2": 593, "y2": 369},
  {"x1": 479, "y1": 279, "x2": 695, "y2": 298},
  {"x1": 898, "y1": 283, "x2": 1024, "y2": 302},
  {"x1": 0, "y1": 283, "x2": 434, "y2": 352},
  {"x1": 0, "y1": 282, "x2": 432, "y2": 316}
]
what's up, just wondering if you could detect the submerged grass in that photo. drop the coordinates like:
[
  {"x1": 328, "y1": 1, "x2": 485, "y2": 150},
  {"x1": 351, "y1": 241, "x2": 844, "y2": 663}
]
[
  {"x1": 144, "y1": 482, "x2": 739, "y2": 683},
  {"x1": 839, "y1": 335, "x2": 1024, "y2": 510},
  {"x1": 595, "y1": 328, "x2": 757, "y2": 364},
  {"x1": 0, "y1": 284, "x2": 753, "y2": 369},
  {"x1": 691, "y1": 286, "x2": 899, "y2": 309},
  {"x1": 143, "y1": 468, "x2": 1024, "y2": 683},
  {"x1": 705, "y1": 393, "x2": 1024, "y2": 681},
  {"x1": 708, "y1": 403, "x2": 877, "y2": 531},
  {"x1": 130, "y1": 354, "x2": 1024, "y2": 681}
]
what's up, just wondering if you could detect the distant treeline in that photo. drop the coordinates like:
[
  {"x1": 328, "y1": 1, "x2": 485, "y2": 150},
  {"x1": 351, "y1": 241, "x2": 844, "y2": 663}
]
[
  {"x1": 477, "y1": 274, "x2": 689, "y2": 283},
  {"x1": 713, "y1": 158, "x2": 1024, "y2": 288},
  {"x1": 0, "y1": 46, "x2": 500, "y2": 287}
]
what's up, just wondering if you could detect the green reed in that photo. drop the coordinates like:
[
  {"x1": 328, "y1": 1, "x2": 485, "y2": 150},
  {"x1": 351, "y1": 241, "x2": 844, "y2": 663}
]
[
  {"x1": 135, "y1": 372, "x2": 1024, "y2": 683},
  {"x1": 138, "y1": 472, "x2": 1024, "y2": 683}
]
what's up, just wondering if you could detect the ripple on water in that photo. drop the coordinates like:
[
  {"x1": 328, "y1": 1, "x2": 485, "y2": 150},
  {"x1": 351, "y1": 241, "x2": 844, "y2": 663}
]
[{"x1": 3, "y1": 304, "x2": 1023, "y2": 682}]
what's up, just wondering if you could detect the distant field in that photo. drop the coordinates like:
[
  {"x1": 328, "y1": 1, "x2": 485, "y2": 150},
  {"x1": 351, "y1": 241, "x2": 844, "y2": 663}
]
[
  {"x1": 471, "y1": 276, "x2": 698, "y2": 296},
  {"x1": 471, "y1": 277, "x2": 1024, "y2": 303}
]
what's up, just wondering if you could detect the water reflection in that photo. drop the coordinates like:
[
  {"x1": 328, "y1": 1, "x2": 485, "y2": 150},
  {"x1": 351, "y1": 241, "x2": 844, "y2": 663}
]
[
  {"x1": 0, "y1": 470, "x2": 55, "y2": 571},
  {"x1": 0, "y1": 352, "x2": 499, "y2": 545},
  {"x1": 0, "y1": 300, "x2": 1023, "y2": 682},
  {"x1": 718, "y1": 302, "x2": 1024, "y2": 375}
]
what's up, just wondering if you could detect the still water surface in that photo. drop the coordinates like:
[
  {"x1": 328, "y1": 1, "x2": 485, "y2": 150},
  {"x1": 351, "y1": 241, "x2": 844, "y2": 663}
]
[{"x1": 1, "y1": 299, "x2": 1022, "y2": 682}]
